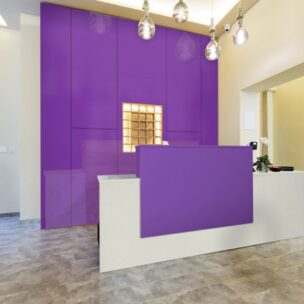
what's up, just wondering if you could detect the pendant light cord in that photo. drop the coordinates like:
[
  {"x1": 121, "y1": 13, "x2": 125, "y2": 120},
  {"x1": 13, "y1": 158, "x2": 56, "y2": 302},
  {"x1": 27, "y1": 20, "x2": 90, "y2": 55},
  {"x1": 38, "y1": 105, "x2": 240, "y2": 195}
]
[
  {"x1": 211, "y1": 0, "x2": 213, "y2": 18},
  {"x1": 238, "y1": 0, "x2": 244, "y2": 26},
  {"x1": 211, "y1": 0, "x2": 214, "y2": 23},
  {"x1": 208, "y1": 0, "x2": 216, "y2": 39}
]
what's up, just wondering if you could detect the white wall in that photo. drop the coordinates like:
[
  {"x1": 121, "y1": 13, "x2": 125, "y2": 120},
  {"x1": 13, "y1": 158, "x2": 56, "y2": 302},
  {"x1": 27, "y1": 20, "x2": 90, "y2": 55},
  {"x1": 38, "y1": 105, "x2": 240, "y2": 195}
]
[
  {"x1": 219, "y1": 0, "x2": 304, "y2": 146},
  {"x1": 19, "y1": 14, "x2": 40, "y2": 220},
  {"x1": 240, "y1": 91, "x2": 261, "y2": 161},
  {"x1": 0, "y1": 28, "x2": 20, "y2": 214}
]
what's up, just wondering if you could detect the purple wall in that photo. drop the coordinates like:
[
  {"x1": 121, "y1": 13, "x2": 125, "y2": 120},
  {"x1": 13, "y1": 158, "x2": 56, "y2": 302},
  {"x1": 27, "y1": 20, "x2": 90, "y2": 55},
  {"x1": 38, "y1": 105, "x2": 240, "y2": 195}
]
[
  {"x1": 72, "y1": 10, "x2": 118, "y2": 130},
  {"x1": 117, "y1": 19, "x2": 167, "y2": 173},
  {"x1": 41, "y1": 4, "x2": 72, "y2": 228},
  {"x1": 167, "y1": 30, "x2": 202, "y2": 132},
  {"x1": 41, "y1": 3, "x2": 218, "y2": 229},
  {"x1": 137, "y1": 146, "x2": 253, "y2": 237},
  {"x1": 202, "y1": 36, "x2": 218, "y2": 145}
]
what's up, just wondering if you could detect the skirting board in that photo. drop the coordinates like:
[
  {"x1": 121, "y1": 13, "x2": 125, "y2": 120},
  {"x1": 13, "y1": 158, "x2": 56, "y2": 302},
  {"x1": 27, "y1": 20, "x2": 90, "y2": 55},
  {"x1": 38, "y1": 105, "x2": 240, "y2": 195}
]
[{"x1": 0, "y1": 212, "x2": 20, "y2": 218}]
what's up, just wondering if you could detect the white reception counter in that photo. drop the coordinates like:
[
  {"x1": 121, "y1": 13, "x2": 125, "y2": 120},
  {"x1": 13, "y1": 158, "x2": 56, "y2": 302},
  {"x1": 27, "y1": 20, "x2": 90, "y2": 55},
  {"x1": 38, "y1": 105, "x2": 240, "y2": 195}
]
[{"x1": 98, "y1": 171, "x2": 304, "y2": 273}]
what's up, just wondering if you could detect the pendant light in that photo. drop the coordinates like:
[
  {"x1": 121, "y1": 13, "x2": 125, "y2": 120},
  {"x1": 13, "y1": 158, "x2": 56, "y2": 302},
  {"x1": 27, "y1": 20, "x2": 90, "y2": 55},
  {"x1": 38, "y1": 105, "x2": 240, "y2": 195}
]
[
  {"x1": 138, "y1": 0, "x2": 155, "y2": 40},
  {"x1": 205, "y1": 0, "x2": 221, "y2": 61},
  {"x1": 233, "y1": 1, "x2": 249, "y2": 45},
  {"x1": 173, "y1": 0, "x2": 189, "y2": 23},
  {"x1": 205, "y1": 19, "x2": 221, "y2": 61}
]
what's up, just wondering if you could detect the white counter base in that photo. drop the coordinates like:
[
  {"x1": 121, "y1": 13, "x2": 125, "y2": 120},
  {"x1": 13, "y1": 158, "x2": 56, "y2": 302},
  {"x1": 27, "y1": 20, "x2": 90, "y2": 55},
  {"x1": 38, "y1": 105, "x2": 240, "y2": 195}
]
[{"x1": 98, "y1": 172, "x2": 304, "y2": 273}]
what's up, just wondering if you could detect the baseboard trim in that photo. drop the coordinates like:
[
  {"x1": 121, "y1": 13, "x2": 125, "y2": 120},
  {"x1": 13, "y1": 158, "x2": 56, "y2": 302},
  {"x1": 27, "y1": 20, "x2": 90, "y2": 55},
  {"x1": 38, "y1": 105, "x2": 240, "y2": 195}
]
[
  {"x1": 0, "y1": 212, "x2": 20, "y2": 218},
  {"x1": 19, "y1": 218, "x2": 40, "y2": 223}
]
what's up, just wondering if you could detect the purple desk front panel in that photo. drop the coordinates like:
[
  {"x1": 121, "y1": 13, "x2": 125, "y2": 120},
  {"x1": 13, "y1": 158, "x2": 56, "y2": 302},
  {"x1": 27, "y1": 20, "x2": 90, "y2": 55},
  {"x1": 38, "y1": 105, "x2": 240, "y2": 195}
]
[{"x1": 137, "y1": 146, "x2": 253, "y2": 238}]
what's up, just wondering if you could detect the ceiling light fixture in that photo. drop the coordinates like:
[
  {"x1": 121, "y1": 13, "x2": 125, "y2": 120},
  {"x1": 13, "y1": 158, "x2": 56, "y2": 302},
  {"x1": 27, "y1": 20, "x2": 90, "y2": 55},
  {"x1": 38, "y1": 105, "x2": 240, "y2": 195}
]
[
  {"x1": 205, "y1": 0, "x2": 221, "y2": 61},
  {"x1": 138, "y1": 0, "x2": 155, "y2": 40},
  {"x1": 205, "y1": 17, "x2": 221, "y2": 61},
  {"x1": 0, "y1": 14, "x2": 7, "y2": 27},
  {"x1": 233, "y1": 1, "x2": 249, "y2": 45},
  {"x1": 173, "y1": 0, "x2": 189, "y2": 23}
]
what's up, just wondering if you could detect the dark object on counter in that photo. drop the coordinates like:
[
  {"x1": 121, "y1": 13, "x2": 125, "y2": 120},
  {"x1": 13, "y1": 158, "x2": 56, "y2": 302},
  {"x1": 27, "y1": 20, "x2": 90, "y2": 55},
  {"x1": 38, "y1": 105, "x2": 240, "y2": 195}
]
[
  {"x1": 281, "y1": 166, "x2": 294, "y2": 171},
  {"x1": 268, "y1": 165, "x2": 282, "y2": 172},
  {"x1": 249, "y1": 142, "x2": 258, "y2": 172},
  {"x1": 249, "y1": 141, "x2": 258, "y2": 151}
]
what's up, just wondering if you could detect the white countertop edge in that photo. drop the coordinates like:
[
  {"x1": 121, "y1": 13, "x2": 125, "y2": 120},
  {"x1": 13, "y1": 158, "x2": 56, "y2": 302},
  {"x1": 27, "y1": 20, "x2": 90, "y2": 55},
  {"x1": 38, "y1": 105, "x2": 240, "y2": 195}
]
[
  {"x1": 98, "y1": 174, "x2": 139, "y2": 183},
  {"x1": 254, "y1": 170, "x2": 304, "y2": 175},
  {"x1": 97, "y1": 171, "x2": 304, "y2": 183}
]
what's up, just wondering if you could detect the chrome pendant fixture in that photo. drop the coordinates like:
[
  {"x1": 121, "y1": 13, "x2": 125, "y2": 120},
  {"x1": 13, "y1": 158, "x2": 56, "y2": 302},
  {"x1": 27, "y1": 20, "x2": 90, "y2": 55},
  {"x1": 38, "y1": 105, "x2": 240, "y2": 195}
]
[
  {"x1": 205, "y1": 17, "x2": 221, "y2": 61},
  {"x1": 233, "y1": 1, "x2": 249, "y2": 45},
  {"x1": 173, "y1": 0, "x2": 189, "y2": 23},
  {"x1": 138, "y1": 0, "x2": 155, "y2": 40}
]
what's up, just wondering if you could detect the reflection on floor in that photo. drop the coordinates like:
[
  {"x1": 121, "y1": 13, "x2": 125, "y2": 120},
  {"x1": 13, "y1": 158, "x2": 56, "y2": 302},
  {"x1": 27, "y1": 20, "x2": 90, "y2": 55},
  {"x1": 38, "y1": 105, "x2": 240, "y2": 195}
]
[{"x1": 0, "y1": 216, "x2": 304, "y2": 304}]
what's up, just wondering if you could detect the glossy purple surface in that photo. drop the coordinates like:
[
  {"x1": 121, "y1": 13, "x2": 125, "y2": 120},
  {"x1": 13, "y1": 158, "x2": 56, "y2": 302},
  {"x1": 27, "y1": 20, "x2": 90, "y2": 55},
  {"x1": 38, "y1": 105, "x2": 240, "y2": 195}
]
[
  {"x1": 117, "y1": 19, "x2": 167, "y2": 174},
  {"x1": 72, "y1": 129, "x2": 117, "y2": 225},
  {"x1": 137, "y1": 146, "x2": 253, "y2": 237},
  {"x1": 167, "y1": 30, "x2": 202, "y2": 132},
  {"x1": 167, "y1": 131, "x2": 201, "y2": 146},
  {"x1": 41, "y1": 4, "x2": 72, "y2": 228},
  {"x1": 41, "y1": 4, "x2": 218, "y2": 228},
  {"x1": 71, "y1": 10, "x2": 117, "y2": 129},
  {"x1": 202, "y1": 36, "x2": 218, "y2": 145}
]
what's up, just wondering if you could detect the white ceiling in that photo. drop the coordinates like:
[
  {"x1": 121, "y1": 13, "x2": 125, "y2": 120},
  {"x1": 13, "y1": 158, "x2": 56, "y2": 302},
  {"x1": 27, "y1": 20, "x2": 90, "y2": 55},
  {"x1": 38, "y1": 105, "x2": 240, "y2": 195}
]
[
  {"x1": 0, "y1": 0, "x2": 240, "y2": 30},
  {"x1": 98, "y1": 0, "x2": 240, "y2": 25},
  {"x1": 0, "y1": 0, "x2": 41, "y2": 29}
]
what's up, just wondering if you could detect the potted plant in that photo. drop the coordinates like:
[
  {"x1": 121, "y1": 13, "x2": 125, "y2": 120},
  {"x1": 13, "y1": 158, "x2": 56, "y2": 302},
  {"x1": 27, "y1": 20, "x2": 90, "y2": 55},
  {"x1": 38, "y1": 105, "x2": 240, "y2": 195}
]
[{"x1": 253, "y1": 155, "x2": 272, "y2": 172}]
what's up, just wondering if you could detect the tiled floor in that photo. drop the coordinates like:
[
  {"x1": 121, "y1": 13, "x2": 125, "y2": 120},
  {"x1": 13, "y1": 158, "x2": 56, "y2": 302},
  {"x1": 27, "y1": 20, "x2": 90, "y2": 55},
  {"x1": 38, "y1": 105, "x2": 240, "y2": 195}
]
[{"x1": 0, "y1": 216, "x2": 304, "y2": 304}]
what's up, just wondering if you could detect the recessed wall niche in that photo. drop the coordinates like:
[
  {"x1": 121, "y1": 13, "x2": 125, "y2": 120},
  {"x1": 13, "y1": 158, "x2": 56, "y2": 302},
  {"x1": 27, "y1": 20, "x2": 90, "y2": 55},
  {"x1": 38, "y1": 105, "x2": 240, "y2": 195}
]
[{"x1": 123, "y1": 103, "x2": 163, "y2": 153}]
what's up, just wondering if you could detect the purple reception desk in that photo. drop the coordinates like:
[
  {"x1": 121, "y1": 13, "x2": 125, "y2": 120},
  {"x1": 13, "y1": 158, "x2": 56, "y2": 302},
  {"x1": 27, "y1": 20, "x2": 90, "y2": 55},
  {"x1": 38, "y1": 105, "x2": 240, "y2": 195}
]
[{"x1": 137, "y1": 145, "x2": 253, "y2": 238}]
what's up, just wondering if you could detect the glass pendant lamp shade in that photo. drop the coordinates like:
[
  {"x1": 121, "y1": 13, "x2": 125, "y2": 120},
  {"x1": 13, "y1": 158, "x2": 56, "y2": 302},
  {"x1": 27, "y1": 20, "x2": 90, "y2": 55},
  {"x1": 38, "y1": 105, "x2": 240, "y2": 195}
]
[
  {"x1": 138, "y1": 14, "x2": 155, "y2": 40},
  {"x1": 233, "y1": 6, "x2": 249, "y2": 45},
  {"x1": 173, "y1": 0, "x2": 189, "y2": 23},
  {"x1": 205, "y1": 17, "x2": 221, "y2": 61},
  {"x1": 205, "y1": 38, "x2": 221, "y2": 61},
  {"x1": 138, "y1": 0, "x2": 155, "y2": 40},
  {"x1": 233, "y1": 26, "x2": 249, "y2": 45}
]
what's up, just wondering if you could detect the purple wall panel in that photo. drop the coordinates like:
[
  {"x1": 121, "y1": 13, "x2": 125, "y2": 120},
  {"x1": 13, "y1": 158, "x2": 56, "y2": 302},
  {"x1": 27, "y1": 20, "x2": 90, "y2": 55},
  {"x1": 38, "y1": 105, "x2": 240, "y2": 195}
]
[
  {"x1": 167, "y1": 131, "x2": 201, "y2": 146},
  {"x1": 41, "y1": 4, "x2": 219, "y2": 229},
  {"x1": 72, "y1": 129, "x2": 117, "y2": 225},
  {"x1": 71, "y1": 10, "x2": 117, "y2": 129},
  {"x1": 117, "y1": 19, "x2": 166, "y2": 173},
  {"x1": 41, "y1": 4, "x2": 72, "y2": 228},
  {"x1": 137, "y1": 146, "x2": 253, "y2": 237},
  {"x1": 202, "y1": 36, "x2": 218, "y2": 145},
  {"x1": 167, "y1": 30, "x2": 202, "y2": 132}
]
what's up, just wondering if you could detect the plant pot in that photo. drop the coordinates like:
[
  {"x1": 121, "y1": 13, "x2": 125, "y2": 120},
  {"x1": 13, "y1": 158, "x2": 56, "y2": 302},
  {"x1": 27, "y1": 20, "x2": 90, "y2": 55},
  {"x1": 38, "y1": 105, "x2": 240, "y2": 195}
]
[{"x1": 258, "y1": 163, "x2": 269, "y2": 172}]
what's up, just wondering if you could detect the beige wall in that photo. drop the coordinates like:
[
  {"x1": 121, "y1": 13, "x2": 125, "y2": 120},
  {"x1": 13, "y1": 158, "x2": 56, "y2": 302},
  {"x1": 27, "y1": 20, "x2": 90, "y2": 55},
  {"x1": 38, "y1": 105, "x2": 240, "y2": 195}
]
[
  {"x1": 20, "y1": 14, "x2": 40, "y2": 220},
  {"x1": 219, "y1": 0, "x2": 304, "y2": 146},
  {"x1": 239, "y1": 91, "x2": 261, "y2": 160},
  {"x1": 0, "y1": 28, "x2": 20, "y2": 214},
  {"x1": 0, "y1": 14, "x2": 40, "y2": 218},
  {"x1": 273, "y1": 77, "x2": 304, "y2": 170}
]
